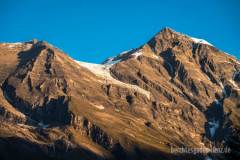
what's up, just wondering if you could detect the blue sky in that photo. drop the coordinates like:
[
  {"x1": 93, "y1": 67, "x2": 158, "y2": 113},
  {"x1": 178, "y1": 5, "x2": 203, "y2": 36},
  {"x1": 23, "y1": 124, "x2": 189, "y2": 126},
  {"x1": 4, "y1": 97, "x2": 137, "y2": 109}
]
[{"x1": 0, "y1": 0, "x2": 239, "y2": 63}]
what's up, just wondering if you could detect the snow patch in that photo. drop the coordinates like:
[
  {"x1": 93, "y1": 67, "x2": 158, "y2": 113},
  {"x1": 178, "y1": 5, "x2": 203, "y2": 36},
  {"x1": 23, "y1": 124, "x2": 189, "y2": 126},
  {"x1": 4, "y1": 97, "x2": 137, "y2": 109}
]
[
  {"x1": 208, "y1": 120, "x2": 219, "y2": 137},
  {"x1": 76, "y1": 61, "x2": 113, "y2": 78},
  {"x1": 2, "y1": 42, "x2": 23, "y2": 48},
  {"x1": 103, "y1": 49, "x2": 133, "y2": 65},
  {"x1": 17, "y1": 123, "x2": 29, "y2": 127},
  {"x1": 232, "y1": 58, "x2": 240, "y2": 65},
  {"x1": 229, "y1": 79, "x2": 239, "y2": 88},
  {"x1": 219, "y1": 60, "x2": 232, "y2": 64},
  {"x1": 3, "y1": 42, "x2": 22, "y2": 45},
  {"x1": 215, "y1": 99, "x2": 221, "y2": 107},
  {"x1": 119, "y1": 49, "x2": 132, "y2": 56},
  {"x1": 104, "y1": 57, "x2": 114, "y2": 64},
  {"x1": 205, "y1": 156, "x2": 212, "y2": 160},
  {"x1": 91, "y1": 103, "x2": 105, "y2": 110},
  {"x1": 222, "y1": 87, "x2": 227, "y2": 97},
  {"x1": 152, "y1": 54, "x2": 160, "y2": 60},
  {"x1": 190, "y1": 37, "x2": 213, "y2": 46},
  {"x1": 219, "y1": 82, "x2": 224, "y2": 89},
  {"x1": 23, "y1": 43, "x2": 33, "y2": 50},
  {"x1": 38, "y1": 122, "x2": 49, "y2": 129},
  {"x1": 131, "y1": 50, "x2": 142, "y2": 59},
  {"x1": 104, "y1": 59, "x2": 121, "y2": 65},
  {"x1": 1, "y1": 42, "x2": 33, "y2": 51},
  {"x1": 75, "y1": 61, "x2": 151, "y2": 99},
  {"x1": 224, "y1": 52, "x2": 231, "y2": 56},
  {"x1": 229, "y1": 80, "x2": 240, "y2": 91}
]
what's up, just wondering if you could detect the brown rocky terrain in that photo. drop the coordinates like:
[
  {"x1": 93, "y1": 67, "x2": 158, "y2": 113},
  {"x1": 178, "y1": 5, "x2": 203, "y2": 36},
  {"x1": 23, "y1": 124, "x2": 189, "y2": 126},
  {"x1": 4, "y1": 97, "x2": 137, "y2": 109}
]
[{"x1": 0, "y1": 28, "x2": 239, "y2": 160}]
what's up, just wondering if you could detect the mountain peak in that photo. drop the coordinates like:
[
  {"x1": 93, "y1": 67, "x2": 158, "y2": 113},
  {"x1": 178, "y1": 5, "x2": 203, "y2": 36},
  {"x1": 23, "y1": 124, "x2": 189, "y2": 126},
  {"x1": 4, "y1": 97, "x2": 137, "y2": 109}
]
[
  {"x1": 159, "y1": 27, "x2": 177, "y2": 34},
  {"x1": 102, "y1": 27, "x2": 216, "y2": 65},
  {"x1": 146, "y1": 27, "x2": 215, "y2": 55},
  {"x1": 156, "y1": 27, "x2": 181, "y2": 37},
  {"x1": 154, "y1": 27, "x2": 213, "y2": 46},
  {"x1": 31, "y1": 38, "x2": 38, "y2": 44}
]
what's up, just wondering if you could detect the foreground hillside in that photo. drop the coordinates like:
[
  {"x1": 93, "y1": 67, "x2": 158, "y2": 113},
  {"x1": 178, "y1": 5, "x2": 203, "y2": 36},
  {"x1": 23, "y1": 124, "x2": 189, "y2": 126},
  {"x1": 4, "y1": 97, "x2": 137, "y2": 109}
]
[{"x1": 0, "y1": 28, "x2": 239, "y2": 160}]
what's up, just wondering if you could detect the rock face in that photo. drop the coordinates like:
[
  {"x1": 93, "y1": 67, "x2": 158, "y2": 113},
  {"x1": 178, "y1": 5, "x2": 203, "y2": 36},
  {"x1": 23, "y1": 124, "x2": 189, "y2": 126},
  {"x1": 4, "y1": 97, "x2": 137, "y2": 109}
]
[{"x1": 0, "y1": 28, "x2": 239, "y2": 160}]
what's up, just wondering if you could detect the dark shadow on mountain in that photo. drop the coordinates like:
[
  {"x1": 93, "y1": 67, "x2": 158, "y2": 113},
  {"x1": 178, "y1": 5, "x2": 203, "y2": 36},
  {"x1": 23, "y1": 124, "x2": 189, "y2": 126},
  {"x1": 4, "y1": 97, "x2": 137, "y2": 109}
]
[
  {"x1": 0, "y1": 136, "x2": 104, "y2": 160},
  {"x1": 159, "y1": 48, "x2": 176, "y2": 78},
  {"x1": 202, "y1": 85, "x2": 240, "y2": 159},
  {"x1": 16, "y1": 41, "x2": 46, "y2": 68},
  {"x1": 1, "y1": 80, "x2": 72, "y2": 127},
  {"x1": 0, "y1": 136, "x2": 208, "y2": 160},
  {"x1": 30, "y1": 96, "x2": 71, "y2": 126},
  {"x1": 204, "y1": 88, "x2": 233, "y2": 142}
]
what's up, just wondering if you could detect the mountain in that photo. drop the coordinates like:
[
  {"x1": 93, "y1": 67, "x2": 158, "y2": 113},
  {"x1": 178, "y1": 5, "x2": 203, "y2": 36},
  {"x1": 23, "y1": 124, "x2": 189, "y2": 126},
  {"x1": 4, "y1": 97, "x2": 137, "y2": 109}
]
[{"x1": 0, "y1": 28, "x2": 239, "y2": 160}]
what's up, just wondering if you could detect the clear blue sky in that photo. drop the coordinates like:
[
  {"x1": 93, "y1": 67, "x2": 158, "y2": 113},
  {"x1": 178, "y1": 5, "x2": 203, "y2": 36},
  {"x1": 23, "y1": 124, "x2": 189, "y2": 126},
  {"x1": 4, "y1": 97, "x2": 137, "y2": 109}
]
[{"x1": 0, "y1": 0, "x2": 239, "y2": 63}]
